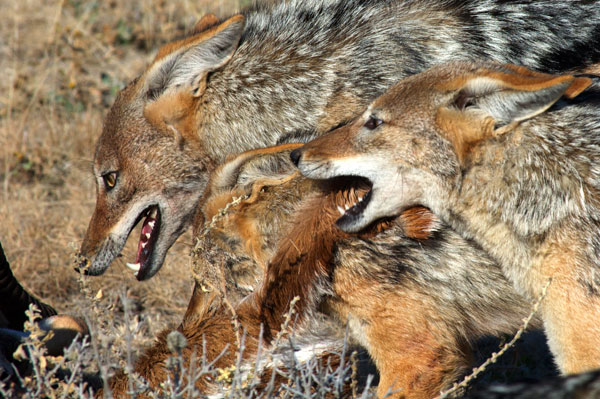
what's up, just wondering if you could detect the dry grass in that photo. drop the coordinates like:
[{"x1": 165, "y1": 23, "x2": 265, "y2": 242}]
[{"x1": 0, "y1": 0, "x2": 250, "y2": 374}]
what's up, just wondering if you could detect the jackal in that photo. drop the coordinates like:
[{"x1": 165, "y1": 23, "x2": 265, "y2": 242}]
[
  {"x1": 292, "y1": 63, "x2": 600, "y2": 374},
  {"x1": 105, "y1": 145, "x2": 538, "y2": 399},
  {"x1": 78, "y1": 0, "x2": 600, "y2": 281}
]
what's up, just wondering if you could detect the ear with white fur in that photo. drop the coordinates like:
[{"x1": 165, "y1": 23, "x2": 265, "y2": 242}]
[
  {"x1": 142, "y1": 15, "x2": 245, "y2": 142},
  {"x1": 437, "y1": 66, "x2": 592, "y2": 163},
  {"x1": 452, "y1": 67, "x2": 592, "y2": 126},
  {"x1": 145, "y1": 15, "x2": 244, "y2": 99},
  {"x1": 210, "y1": 143, "x2": 304, "y2": 194}
]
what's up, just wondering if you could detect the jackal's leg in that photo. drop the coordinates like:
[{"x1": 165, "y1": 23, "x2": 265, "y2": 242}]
[{"x1": 534, "y1": 233, "x2": 600, "y2": 374}]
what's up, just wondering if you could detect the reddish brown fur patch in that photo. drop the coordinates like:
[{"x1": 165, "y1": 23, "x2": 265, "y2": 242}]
[
  {"x1": 563, "y1": 77, "x2": 593, "y2": 98},
  {"x1": 439, "y1": 68, "x2": 574, "y2": 92},
  {"x1": 255, "y1": 192, "x2": 348, "y2": 340},
  {"x1": 502, "y1": 65, "x2": 592, "y2": 98},
  {"x1": 440, "y1": 67, "x2": 592, "y2": 100},
  {"x1": 332, "y1": 274, "x2": 467, "y2": 399},
  {"x1": 399, "y1": 206, "x2": 439, "y2": 240}
]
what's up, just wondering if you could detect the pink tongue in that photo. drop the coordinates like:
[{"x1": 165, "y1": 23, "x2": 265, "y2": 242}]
[{"x1": 135, "y1": 217, "x2": 156, "y2": 264}]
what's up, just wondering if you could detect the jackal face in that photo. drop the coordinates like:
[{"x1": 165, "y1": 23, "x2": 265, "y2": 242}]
[
  {"x1": 79, "y1": 96, "x2": 210, "y2": 280},
  {"x1": 293, "y1": 62, "x2": 592, "y2": 233},
  {"x1": 79, "y1": 15, "x2": 245, "y2": 280}
]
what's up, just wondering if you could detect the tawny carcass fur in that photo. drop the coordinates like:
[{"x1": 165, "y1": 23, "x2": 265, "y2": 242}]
[
  {"x1": 104, "y1": 145, "x2": 538, "y2": 399},
  {"x1": 78, "y1": 0, "x2": 600, "y2": 282},
  {"x1": 293, "y1": 62, "x2": 600, "y2": 374}
]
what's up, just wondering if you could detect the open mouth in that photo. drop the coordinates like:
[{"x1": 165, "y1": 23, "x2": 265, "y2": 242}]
[
  {"x1": 329, "y1": 176, "x2": 373, "y2": 230},
  {"x1": 126, "y1": 205, "x2": 161, "y2": 280}
]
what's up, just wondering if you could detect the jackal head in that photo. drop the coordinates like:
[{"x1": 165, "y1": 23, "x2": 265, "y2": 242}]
[
  {"x1": 79, "y1": 15, "x2": 245, "y2": 280},
  {"x1": 292, "y1": 62, "x2": 592, "y2": 233}
]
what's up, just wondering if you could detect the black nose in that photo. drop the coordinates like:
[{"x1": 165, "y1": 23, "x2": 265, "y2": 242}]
[{"x1": 290, "y1": 148, "x2": 302, "y2": 166}]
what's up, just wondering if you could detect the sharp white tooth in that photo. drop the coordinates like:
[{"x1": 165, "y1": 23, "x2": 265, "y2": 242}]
[
  {"x1": 358, "y1": 196, "x2": 363, "y2": 202},
  {"x1": 134, "y1": 271, "x2": 139, "y2": 277},
  {"x1": 141, "y1": 242, "x2": 147, "y2": 249},
  {"x1": 337, "y1": 206, "x2": 345, "y2": 216},
  {"x1": 145, "y1": 233, "x2": 151, "y2": 239},
  {"x1": 148, "y1": 221, "x2": 155, "y2": 228},
  {"x1": 126, "y1": 263, "x2": 141, "y2": 272}
]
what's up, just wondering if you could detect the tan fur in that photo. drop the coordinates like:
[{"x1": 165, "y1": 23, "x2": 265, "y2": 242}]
[
  {"x1": 294, "y1": 62, "x2": 600, "y2": 374},
  {"x1": 435, "y1": 107, "x2": 496, "y2": 164},
  {"x1": 331, "y1": 275, "x2": 467, "y2": 399}
]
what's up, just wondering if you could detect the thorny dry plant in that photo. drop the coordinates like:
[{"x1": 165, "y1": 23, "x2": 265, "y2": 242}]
[{"x1": 436, "y1": 279, "x2": 553, "y2": 399}]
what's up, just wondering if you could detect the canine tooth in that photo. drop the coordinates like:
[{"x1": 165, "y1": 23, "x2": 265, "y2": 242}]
[
  {"x1": 148, "y1": 221, "x2": 155, "y2": 229},
  {"x1": 358, "y1": 196, "x2": 363, "y2": 202},
  {"x1": 126, "y1": 262, "x2": 141, "y2": 272},
  {"x1": 145, "y1": 233, "x2": 151, "y2": 239},
  {"x1": 337, "y1": 206, "x2": 345, "y2": 216},
  {"x1": 141, "y1": 242, "x2": 147, "y2": 249}
]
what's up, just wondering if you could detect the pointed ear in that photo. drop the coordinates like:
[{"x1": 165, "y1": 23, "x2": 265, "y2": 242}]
[
  {"x1": 436, "y1": 65, "x2": 592, "y2": 163},
  {"x1": 142, "y1": 15, "x2": 244, "y2": 143},
  {"x1": 144, "y1": 14, "x2": 244, "y2": 100},
  {"x1": 210, "y1": 143, "x2": 304, "y2": 193},
  {"x1": 451, "y1": 67, "x2": 592, "y2": 126}
]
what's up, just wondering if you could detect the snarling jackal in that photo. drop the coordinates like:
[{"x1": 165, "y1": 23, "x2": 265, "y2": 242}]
[{"x1": 293, "y1": 62, "x2": 600, "y2": 374}]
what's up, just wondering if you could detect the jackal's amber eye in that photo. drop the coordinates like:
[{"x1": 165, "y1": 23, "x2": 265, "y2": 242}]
[
  {"x1": 364, "y1": 115, "x2": 383, "y2": 130},
  {"x1": 103, "y1": 172, "x2": 118, "y2": 190}
]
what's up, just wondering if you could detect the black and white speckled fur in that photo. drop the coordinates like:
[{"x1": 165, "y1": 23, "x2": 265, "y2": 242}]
[{"x1": 203, "y1": 0, "x2": 600, "y2": 159}]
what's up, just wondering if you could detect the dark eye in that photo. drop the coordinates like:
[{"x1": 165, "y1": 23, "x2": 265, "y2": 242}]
[
  {"x1": 103, "y1": 172, "x2": 118, "y2": 190},
  {"x1": 364, "y1": 115, "x2": 383, "y2": 130}
]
